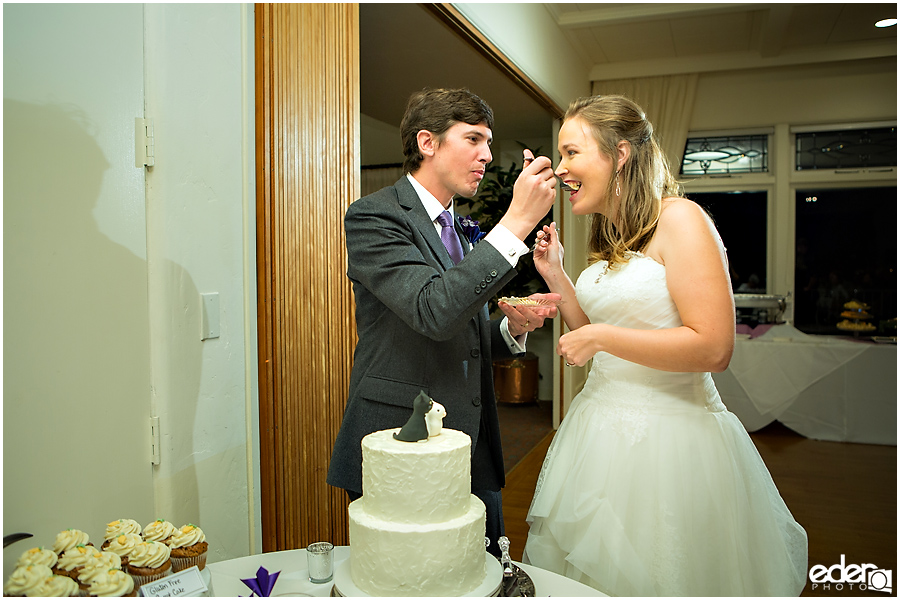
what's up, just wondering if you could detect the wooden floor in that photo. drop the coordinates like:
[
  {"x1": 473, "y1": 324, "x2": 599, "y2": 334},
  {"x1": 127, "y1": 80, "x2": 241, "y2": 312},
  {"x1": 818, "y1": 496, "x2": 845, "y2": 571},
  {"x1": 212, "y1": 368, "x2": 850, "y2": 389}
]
[{"x1": 502, "y1": 422, "x2": 897, "y2": 596}]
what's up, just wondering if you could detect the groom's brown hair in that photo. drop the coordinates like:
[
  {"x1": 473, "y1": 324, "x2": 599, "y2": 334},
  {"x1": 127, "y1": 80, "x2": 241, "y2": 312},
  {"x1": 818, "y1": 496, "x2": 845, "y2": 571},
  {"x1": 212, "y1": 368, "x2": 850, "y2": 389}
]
[{"x1": 400, "y1": 88, "x2": 494, "y2": 175}]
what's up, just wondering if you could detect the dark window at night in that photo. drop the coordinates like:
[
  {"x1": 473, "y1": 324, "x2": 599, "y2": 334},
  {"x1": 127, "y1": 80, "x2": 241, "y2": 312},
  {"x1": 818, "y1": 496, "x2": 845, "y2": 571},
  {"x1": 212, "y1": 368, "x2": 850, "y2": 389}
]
[
  {"x1": 689, "y1": 191, "x2": 768, "y2": 292},
  {"x1": 795, "y1": 127, "x2": 896, "y2": 171},
  {"x1": 794, "y1": 187, "x2": 897, "y2": 334}
]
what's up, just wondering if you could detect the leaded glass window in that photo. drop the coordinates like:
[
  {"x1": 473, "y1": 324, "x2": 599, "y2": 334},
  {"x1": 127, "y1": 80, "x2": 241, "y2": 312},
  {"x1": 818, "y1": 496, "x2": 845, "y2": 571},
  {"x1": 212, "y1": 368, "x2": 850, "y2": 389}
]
[
  {"x1": 681, "y1": 134, "x2": 768, "y2": 176},
  {"x1": 795, "y1": 127, "x2": 896, "y2": 170}
]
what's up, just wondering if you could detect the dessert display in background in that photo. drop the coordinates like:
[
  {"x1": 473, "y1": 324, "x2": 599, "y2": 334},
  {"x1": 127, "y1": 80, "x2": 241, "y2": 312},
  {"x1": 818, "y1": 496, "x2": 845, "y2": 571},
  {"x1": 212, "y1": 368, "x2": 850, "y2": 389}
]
[
  {"x1": 3, "y1": 520, "x2": 206, "y2": 597},
  {"x1": 837, "y1": 299, "x2": 877, "y2": 333}
]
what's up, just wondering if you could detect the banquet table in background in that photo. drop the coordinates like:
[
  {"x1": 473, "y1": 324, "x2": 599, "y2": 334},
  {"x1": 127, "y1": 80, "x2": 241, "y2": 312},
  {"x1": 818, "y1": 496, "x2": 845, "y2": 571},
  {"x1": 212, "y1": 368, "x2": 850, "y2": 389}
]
[
  {"x1": 713, "y1": 325, "x2": 896, "y2": 445},
  {"x1": 206, "y1": 546, "x2": 604, "y2": 596}
]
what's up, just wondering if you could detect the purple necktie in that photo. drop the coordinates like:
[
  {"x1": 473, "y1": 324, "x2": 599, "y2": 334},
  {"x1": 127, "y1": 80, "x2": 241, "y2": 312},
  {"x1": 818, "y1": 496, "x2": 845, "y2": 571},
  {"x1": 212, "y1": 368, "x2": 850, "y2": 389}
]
[{"x1": 436, "y1": 210, "x2": 464, "y2": 265}]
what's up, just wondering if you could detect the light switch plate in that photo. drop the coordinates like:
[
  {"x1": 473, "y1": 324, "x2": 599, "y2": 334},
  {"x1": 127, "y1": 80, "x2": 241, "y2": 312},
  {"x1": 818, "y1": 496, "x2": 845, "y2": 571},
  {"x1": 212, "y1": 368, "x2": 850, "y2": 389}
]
[{"x1": 201, "y1": 292, "x2": 220, "y2": 340}]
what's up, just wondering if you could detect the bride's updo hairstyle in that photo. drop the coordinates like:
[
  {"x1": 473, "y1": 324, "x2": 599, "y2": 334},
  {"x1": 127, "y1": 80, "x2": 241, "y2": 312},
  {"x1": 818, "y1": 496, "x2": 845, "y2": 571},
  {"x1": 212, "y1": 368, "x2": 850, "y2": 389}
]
[{"x1": 564, "y1": 95, "x2": 682, "y2": 268}]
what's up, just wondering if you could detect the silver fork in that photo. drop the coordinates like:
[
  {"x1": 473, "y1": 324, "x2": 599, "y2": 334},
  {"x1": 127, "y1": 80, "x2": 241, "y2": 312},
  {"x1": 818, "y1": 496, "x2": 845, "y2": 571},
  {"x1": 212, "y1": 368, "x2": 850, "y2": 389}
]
[
  {"x1": 530, "y1": 227, "x2": 561, "y2": 253},
  {"x1": 555, "y1": 174, "x2": 579, "y2": 192},
  {"x1": 522, "y1": 155, "x2": 578, "y2": 192}
]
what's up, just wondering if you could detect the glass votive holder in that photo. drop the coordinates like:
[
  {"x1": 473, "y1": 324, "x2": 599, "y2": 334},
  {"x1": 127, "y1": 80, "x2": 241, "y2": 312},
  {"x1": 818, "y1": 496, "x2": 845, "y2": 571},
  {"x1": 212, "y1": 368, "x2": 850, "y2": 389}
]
[{"x1": 306, "y1": 542, "x2": 334, "y2": 584}]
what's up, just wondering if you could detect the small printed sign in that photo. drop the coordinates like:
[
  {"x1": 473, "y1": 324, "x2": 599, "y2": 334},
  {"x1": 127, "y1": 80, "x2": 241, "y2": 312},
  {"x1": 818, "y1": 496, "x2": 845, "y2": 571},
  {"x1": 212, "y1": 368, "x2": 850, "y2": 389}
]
[{"x1": 140, "y1": 566, "x2": 208, "y2": 597}]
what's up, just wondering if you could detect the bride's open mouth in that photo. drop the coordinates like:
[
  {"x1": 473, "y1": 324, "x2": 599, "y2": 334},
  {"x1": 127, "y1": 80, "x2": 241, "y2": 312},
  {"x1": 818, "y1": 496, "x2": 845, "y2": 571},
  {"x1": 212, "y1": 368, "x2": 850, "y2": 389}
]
[{"x1": 555, "y1": 175, "x2": 581, "y2": 192}]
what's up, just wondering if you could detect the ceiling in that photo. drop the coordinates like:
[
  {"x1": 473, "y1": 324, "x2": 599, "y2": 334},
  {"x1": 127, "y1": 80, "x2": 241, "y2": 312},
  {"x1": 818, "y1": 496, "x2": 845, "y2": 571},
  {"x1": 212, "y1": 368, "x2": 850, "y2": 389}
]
[
  {"x1": 360, "y1": 3, "x2": 556, "y2": 143},
  {"x1": 549, "y1": 3, "x2": 897, "y2": 80},
  {"x1": 360, "y1": 3, "x2": 896, "y2": 153}
]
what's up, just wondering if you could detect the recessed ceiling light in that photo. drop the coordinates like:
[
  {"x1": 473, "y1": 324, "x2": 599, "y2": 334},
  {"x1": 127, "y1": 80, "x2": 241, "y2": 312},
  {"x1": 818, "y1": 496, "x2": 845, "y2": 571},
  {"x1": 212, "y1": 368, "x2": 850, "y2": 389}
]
[{"x1": 875, "y1": 18, "x2": 897, "y2": 28}]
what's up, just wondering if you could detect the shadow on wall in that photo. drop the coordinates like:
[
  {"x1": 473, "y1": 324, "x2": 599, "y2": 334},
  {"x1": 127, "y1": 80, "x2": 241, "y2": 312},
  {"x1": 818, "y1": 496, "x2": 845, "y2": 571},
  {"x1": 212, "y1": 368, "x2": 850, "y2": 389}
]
[{"x1": 2, "y1": 100, "x2": 201, "y2": 571}]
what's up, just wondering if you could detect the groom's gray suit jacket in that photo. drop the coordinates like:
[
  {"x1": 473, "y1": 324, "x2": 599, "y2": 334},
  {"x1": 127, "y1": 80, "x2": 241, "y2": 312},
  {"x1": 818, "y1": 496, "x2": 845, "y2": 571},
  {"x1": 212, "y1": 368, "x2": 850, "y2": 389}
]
[{"x1": 327, "y1": 176, "x2": 522, "y2": 495}]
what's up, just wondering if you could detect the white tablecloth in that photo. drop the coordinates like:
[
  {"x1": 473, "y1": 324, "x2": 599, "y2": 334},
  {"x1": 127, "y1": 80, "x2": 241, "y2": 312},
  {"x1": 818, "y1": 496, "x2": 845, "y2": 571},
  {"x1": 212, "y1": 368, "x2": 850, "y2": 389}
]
[
  {"x1": 713, "y1": 325, "x2": 897, "y2": 444},
  {"x1": 206, "y1": 546, "x2": 603, "y2": 596}
]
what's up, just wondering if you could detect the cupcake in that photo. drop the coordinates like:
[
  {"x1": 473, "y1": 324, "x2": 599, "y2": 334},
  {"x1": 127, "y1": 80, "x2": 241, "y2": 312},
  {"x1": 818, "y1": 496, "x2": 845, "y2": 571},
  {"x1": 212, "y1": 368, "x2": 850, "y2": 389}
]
[
  {"x1": 102, "y1": 519, "x2": 142, "y2": 550},
  {"x1": 15, "y1": 546, "x2": 58, "y2": 570},
  {"x1": 77, "y1": 550, "x2": 122, "y2": 590},
  {"x1": 142, "y1": 519, "x2": 176, "y2": 544},
  {"x1": 126, "y1": 541, "x2": 171, "y2": 588},
  {"x1": 104, "y1": 533, "x2": 142, "y2": 568},
  {"x1": 87, "y1": 569, "x2": 136, "y2": 597},
  {"x1": 35, "y1": 573, "x2": 80, "y2": 597},
  {"x1": 3, "y1": 563, "x2": 53, "y2": 596},
  {"x1": 52, "y1": 528, "x2": 91, "y2": 556},
  {"x1": 167, "y1": 524, "x2": 208, "y2": 572},
  {"x1": 53, "y1": 544, "x2": 95, "y2": 581}
]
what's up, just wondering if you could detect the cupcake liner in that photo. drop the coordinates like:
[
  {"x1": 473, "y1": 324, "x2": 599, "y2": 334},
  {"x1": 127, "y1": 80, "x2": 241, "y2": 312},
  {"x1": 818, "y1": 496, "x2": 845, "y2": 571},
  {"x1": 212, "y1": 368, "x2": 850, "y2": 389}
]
[
  {"x1": 127, "y1": 566, "x2": 172, "y2": 589},
  {"x1": 169, "y1": 551, "x2": 207, "y2": 573}
]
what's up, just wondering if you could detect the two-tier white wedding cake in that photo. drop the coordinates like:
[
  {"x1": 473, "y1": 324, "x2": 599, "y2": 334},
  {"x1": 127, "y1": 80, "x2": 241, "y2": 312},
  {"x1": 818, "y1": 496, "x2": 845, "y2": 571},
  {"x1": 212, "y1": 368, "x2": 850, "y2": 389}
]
[{"x1": 346, "y1": 428, "x2": 488, "y2": 596}]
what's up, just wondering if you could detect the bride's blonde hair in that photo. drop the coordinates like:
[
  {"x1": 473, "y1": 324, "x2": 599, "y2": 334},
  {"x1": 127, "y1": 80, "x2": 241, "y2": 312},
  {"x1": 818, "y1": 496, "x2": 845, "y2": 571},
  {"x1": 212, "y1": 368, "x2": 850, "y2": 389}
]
[{"x1": 564, "y1": 95, "x2": 682, "y2": 268}]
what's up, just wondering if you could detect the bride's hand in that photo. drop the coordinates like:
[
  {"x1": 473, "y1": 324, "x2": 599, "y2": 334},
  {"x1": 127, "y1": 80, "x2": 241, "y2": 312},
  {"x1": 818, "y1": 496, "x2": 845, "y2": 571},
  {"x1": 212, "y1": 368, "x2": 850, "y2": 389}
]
[
  {"x1": 533, "y1": 222, "x2": 563, "y2": 279},
  {"x1": 557, "y1": 324, "x2": 601, "y2": 367}
]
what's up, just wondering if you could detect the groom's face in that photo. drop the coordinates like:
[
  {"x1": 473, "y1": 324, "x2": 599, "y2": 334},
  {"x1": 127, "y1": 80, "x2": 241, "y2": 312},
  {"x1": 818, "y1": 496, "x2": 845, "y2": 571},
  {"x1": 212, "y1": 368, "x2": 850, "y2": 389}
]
[{"x1": 430, "y1": 121, "x2": 493, "y2": 199}]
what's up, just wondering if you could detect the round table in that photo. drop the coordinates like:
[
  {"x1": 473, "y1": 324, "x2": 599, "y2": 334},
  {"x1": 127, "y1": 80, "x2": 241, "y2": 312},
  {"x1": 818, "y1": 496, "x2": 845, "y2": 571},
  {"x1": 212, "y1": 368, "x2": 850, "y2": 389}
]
[{"x1": 206, "y1": 546, "x2": 603, "y2": 597}]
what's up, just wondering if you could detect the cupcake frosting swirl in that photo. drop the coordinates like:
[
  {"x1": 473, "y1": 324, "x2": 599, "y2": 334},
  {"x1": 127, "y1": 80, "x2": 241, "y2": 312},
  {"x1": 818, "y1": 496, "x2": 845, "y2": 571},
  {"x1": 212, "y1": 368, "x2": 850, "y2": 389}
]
[
  {"x1": 129, "y1": 541, "x2": 171, "y2": 568},
  {"x1": 169, "y1": 524, "x2": 206, "y2": 549},
  {"x1": 142, "y1": 519, "x2": 176, "y2": 543},
  {"x1": 88, "y1": 569, "x2": 134, "y2": 597},
  {"x1": 105, "y1": 518, "x2": 142, "y2": 541},
  {"x1": 79, "y1": 551, "x2": 122, "y2": 585},
  {"x1": 57, "y1": 544, "x2": 95, "y2": 571},
  {"x1": 106, "y1": 532, "x2": 143, "y2": 558},
  {"x1": 35, "y1": 574, "x2": 80, "y2": 597},
  {"x1": 16, "y1": 547, "x2": 58, "y2": 569},
  {"x1": 4, "y1": 564, "x2": 53, "y2": 596},
  {"x1": 52, "y1": 528, "x2": 90, "y2": 554}
]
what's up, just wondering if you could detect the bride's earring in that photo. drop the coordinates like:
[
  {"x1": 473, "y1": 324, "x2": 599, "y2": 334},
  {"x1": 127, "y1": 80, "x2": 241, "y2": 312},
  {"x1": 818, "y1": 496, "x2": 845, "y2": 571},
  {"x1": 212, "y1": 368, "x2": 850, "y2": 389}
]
[{"x1": 615, "y1": 170, "x2": 621, "y2": 197}]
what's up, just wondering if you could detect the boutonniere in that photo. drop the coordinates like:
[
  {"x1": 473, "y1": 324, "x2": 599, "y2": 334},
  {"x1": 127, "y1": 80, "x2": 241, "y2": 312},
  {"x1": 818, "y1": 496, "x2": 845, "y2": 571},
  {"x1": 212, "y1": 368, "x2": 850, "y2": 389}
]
[{"x1": 458, "y1": 216, "x2": 487, "y2": 245}]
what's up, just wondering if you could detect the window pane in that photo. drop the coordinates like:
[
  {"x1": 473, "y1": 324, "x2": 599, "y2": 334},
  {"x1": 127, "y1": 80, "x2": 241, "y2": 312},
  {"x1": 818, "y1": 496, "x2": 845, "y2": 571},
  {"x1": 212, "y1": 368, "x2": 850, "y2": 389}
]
[
  {"x1": 796, "y1": 127, "x2": 897, "y2": 170},
  {"x1": 794, "y1": 187, "x2": 897, "y2": 335},
  {"x1": 681, "y1": 134, "x2": 768, "y2": 175},
  {"x1": 690, "y1": 191, "x2": 768, "y2": 294}
]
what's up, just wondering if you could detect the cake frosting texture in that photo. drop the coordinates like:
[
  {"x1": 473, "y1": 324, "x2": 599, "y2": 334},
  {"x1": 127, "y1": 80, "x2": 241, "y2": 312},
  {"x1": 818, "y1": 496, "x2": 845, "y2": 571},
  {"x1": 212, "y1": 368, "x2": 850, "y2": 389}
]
[
  {"x1": 349, "y1": 428, "x2": 487, "y2": 596},
  {"x1": 360, "y1": 428, "x2": 471, "y2": 524}
]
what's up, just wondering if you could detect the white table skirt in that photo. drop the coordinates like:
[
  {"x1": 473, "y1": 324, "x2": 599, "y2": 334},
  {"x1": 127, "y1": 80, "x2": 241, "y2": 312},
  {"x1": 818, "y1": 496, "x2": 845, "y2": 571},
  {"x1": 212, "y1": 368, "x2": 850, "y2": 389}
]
[
  {"x1": 206, "y1": 546, "x2": 603, "y2": 597},
  {"x1": 713, "y1": 325, "x2": 897, "y2": 445}
]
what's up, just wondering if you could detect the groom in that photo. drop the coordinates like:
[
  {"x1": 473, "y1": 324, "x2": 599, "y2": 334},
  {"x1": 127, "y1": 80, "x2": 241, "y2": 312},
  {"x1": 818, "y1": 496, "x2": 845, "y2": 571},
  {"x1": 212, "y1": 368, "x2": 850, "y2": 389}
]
[{"x1": 327, "y1": 88, "x2": 558, "y2": 556}]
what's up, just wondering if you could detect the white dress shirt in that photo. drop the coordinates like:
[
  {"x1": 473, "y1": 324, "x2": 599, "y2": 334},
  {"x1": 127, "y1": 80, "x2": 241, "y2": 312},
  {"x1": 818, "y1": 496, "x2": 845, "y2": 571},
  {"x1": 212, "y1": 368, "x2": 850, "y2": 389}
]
[{"x1": 407, "y1": 173, "x2": 528, "y2": 353}]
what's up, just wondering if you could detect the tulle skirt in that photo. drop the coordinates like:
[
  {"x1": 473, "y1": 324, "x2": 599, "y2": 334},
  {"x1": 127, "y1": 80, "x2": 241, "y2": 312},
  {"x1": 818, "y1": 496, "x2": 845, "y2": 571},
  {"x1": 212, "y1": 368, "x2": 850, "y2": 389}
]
[{"x1": 523, "y1": 373, "x2": 808, "y2": 596}]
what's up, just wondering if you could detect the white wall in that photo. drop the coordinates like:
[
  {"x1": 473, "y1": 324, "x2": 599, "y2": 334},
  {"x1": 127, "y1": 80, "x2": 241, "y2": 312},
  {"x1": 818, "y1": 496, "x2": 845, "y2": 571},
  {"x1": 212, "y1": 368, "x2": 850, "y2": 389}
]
[
  {"x1": 3, "y1": 3, "x2": 259, "y2": 577},
  {"x1": 360, "y1": 114, "x2": 404, "y2": 166},
  {"x1": 3, "y1": 3, "x2": 154, "y2": 576},
  {"x1": 453, "y1": 3, "x2": 591, "y2": 111},
  {"x1": 142, "y1": 3, "x2": 260, "y2": 562},
  {"x1": 691, "y1": 58, "x2": 896, "y2": 131}
]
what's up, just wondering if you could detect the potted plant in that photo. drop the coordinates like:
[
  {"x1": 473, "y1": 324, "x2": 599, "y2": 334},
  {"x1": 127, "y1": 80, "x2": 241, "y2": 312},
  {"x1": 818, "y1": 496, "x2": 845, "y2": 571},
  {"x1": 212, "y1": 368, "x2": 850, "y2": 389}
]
[
  {"x1": 456, "y1": 145, "x2": 553, "y2": 404},
  {"x1": 456, "y1": 145, "x2": 552, "y2": 314}
]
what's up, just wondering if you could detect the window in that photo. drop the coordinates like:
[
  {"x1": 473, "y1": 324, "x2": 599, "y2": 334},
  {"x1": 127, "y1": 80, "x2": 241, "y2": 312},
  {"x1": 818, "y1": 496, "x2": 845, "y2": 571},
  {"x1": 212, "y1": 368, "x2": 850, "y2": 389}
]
[
  {"x1": 793, "y1": 186, "x2": 897, "y2": 335},
  {"x1": 689, "y1": 191, "x2": 768, "y2": 292},
  {"x1": 681, "y1": 134, "x2": 768, "y2": 176},
  {"x1": 795, "y1": 127, "x2": 896, "y2": 171}
]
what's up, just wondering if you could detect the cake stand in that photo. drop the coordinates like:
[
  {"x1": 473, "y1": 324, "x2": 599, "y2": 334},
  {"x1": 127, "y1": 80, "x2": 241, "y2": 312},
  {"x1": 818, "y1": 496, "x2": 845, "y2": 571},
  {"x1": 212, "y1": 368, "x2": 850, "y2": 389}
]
[{"x1": 331, "y1": 552, "x2": 503, "y2": 597}]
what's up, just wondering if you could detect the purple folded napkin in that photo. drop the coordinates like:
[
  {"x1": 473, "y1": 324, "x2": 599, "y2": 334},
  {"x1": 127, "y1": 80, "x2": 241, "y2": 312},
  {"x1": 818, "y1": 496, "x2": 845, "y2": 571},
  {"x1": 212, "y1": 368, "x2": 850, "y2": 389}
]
[{"x1": 241, "y1": 566, "x2": 280, "y2": 596}]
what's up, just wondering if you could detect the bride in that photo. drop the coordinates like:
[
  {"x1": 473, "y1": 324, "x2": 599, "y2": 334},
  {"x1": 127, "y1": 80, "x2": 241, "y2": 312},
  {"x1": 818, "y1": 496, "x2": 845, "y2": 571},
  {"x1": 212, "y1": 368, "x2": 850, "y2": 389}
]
[{"x1": 522, "y1": 95, "x2": 808, "y2": 596}]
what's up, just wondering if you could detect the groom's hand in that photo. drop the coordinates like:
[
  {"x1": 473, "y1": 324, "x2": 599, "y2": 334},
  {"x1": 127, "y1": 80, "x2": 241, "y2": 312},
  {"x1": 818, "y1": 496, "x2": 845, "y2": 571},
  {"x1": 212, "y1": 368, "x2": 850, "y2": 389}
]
[
  {"x1": 498, "y1": 150, "x2": 556, "y2": 241},
  {"x1": 500, "y1": 293, "x2": 561, "y2": 337}
]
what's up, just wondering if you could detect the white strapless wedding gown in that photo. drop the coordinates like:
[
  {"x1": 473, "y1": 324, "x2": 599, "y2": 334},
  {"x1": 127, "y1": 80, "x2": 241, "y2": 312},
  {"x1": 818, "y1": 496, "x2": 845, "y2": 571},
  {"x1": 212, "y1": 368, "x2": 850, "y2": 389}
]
[{"x1": 523, "y1": 253, "x2": 808, "y2": 596}]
